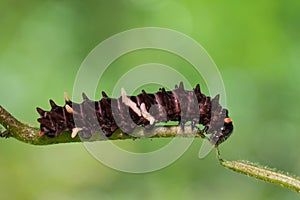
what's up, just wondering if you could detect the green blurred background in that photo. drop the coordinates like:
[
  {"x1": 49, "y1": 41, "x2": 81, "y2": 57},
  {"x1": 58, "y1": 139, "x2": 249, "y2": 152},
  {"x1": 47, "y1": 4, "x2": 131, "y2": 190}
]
[{"x1": 1, "y1": 0, "x2": 300, "y2": 199}]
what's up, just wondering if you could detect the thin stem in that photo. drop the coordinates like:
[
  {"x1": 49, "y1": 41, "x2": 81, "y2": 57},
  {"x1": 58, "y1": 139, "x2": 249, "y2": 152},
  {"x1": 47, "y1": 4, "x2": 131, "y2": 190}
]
[{"x1": 221, "y1": 160, "x2": 300, "y2": 194}]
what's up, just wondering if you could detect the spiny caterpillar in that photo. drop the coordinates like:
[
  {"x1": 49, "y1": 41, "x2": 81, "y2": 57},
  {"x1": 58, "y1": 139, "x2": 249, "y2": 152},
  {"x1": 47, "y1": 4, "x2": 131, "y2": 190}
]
[{"x1": 36, "y1": 82, "x2": 233, "y2": 145}]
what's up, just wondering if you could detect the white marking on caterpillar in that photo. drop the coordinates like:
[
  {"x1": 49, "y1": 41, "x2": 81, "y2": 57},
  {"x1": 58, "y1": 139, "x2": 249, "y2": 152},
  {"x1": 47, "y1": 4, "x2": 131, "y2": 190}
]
[
  {"x1": 140, "y1": 103, "x2": 155, "y2": 125},
  {"x1": 65, "y1": 105, "x2": 74, "y2": 114},
  {"x1": 71, "y1": 127, "x2": 82, "y2": 138},
  {"x1": 121, "y1": 88, "x2": 141, "y2": 116},
  {"x1": 64, "y1": 92, "x2": 71, "y2": 102}
]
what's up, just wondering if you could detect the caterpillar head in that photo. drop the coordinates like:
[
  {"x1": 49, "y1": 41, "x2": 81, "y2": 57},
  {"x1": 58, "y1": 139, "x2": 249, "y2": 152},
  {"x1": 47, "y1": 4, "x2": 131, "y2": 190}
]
[{"x1": 209, "y1": 117, "x2": 233, "y2": 146}]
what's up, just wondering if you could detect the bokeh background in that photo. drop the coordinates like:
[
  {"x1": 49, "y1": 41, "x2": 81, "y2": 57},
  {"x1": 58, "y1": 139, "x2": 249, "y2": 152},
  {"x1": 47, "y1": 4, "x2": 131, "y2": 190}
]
[{"x1": 1, "y1": 0, "x2": 300, "y2": 199}]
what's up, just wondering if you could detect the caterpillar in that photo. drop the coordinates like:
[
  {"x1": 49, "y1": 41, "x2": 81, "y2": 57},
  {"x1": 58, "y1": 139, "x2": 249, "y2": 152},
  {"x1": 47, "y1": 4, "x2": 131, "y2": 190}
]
[{"x1": 36, "y1": 82, "x2": 233, "y2": 145}]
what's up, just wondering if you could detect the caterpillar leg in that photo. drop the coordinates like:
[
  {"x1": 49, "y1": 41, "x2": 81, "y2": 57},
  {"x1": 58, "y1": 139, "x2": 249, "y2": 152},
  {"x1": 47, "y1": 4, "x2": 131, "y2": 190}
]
[
  {"x1": 179, "y1": 121, "x2": 185, "y2": 132},
  {"x1": 191, "y1": 120, "x2": 197, "y2": 130},
  {"x1": 190, "y1": 120, "x2": 207, "y2": 138},
  {"x1": 201, "y1": 126, "x2": 208, "y2": 134}
]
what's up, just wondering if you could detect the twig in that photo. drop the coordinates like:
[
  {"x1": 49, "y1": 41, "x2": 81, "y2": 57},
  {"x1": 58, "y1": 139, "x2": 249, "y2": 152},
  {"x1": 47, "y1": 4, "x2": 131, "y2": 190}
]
[{"x1": 220, "y1": 160, "x2": 300, "y2": 194}]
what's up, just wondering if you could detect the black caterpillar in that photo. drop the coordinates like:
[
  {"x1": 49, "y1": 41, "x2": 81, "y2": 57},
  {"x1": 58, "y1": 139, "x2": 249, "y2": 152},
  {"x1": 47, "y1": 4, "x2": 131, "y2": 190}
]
[{"x1": 37, "y1": 82, "x2": 233, "y2": 145}]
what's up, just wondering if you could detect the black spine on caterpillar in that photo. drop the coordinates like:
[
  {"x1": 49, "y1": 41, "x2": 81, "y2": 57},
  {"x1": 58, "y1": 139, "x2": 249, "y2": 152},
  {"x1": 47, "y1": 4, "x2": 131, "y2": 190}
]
[{"x1": 36, "y1": 82, "x2": 233, "y2": 146}]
